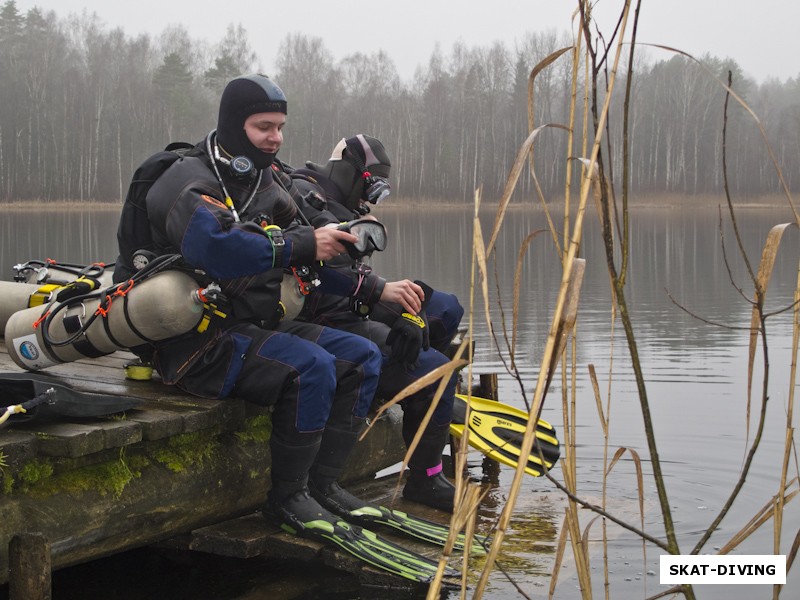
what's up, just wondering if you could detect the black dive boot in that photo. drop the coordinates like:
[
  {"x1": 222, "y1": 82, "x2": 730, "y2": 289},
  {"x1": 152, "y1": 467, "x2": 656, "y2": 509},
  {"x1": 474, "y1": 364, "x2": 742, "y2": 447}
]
[
  {"x1": 308, "y1": 425, "x2": 488, "y2": 554},
  {"x1": 401, "y1": 423, "x2": 456, "y2": 512},
  {"x1": 308, "y1": 424, "x2": 364, "y2": 513},
  {"x1": 263, "y1": 437, "x2": 336, "y2": 529},
  {"x1": 403, "y1": 469, "x2": 456, "y2": 512},
  {"x1": 265, "y1": 438, "x2": 456, "y2": 582}
]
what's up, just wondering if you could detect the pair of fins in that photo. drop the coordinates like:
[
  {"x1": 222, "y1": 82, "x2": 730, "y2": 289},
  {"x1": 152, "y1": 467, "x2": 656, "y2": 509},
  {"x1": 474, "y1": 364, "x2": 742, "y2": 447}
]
[
  {"x1": 450, "y1": 393, "x2": 561, "y2": 477},
  {"x1": 270, "y1": 475, "x2": 490, "y2": 583},
  {"x1": 276, "y1": 510, "x2": 460, "y2": 583}
]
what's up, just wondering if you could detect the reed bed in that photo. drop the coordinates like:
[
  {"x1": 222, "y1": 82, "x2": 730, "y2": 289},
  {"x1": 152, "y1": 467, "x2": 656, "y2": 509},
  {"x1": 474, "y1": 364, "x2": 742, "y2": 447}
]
[{"x1": 398, "y1": 2, "x2": 800, "y2": 598}]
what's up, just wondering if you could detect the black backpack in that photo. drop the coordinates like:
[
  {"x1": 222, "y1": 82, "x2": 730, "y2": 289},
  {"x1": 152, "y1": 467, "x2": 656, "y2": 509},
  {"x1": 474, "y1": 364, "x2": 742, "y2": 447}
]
[{"x1": 114, "y1": 142, "x2": 197, "y2": 282}]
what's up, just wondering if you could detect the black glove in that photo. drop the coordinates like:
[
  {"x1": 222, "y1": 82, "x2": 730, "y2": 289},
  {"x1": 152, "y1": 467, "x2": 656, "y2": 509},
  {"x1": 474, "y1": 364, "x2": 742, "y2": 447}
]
[
  {"x1": 55, "y1": 276, "x2": 102, "y2": 303},
  {"x1": 386, "y1": 310, "x2": 430, "y2": 367}
]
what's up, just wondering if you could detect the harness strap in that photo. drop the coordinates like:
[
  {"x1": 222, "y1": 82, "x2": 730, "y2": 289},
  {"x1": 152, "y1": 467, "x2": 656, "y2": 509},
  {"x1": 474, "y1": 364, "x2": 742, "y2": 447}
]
[
  {"x1": 29, "y1": 284, "x2": 61, "y2": 307},
  {"x1": 62, "y1": 308, "x2": 106, "y2": 358},
  {"x1": 120, "y1": 290, "x2": 156, "y2": 346}
]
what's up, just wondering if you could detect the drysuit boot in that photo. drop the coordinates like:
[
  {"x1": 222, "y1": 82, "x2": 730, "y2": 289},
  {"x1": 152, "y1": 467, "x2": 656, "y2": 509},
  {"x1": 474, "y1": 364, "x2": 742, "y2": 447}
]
[
  {"x1": 264, "y1": 436, "x2": 335, "y2": 527},
  {"x1": 309, "y1": 479, "x2": 368, "y2": 515},
  {"x1": 402, "y1": 423, "x2": 456, "y2": 512},
  {"x1": 308, "y1": 425, "x2": 364, "y2": 508}
]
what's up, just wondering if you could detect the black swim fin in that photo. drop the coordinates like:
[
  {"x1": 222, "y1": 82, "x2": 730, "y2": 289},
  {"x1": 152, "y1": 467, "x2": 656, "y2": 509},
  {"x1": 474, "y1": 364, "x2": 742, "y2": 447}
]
[
  {"x1": 347, "y1": 504, "x2": 488, "y2": 556},
  {"x1": 450, "y1": 394, "x2": 560, "y2": 477},
  {"x1": 266, "y1": 490, "x2": 459, "y2": 582},
  {"x1": 0, "y1": 372, "x2": 143, "y2": 426}
]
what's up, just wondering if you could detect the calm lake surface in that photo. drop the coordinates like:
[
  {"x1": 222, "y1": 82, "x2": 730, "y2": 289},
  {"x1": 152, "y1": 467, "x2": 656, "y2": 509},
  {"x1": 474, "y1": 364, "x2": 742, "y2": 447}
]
[{"x1": 1, "y1": 200, "x2": 797, "y2": 599}]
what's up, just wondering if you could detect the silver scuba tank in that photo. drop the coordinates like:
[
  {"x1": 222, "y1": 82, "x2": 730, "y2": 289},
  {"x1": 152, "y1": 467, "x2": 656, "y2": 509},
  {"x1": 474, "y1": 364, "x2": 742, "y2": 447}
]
[
  {"x1": 13, "y1": 259, "x2": 114, "y2": 288},
  {"x1": 280, "y1": 274, "x2": 305, "y2": 321},
  {"x1": 279, "y1": 267, "x2": 319, "y2": 321},
  {"x1": 0, "y1": 281, "x2": 49, "y2": 333},
  {"x1": 0, "y1": 260, "x2": 116, "y2": 332},
  {"x1": 4, "y1": 271, "x2": 205, "y2": 371}
]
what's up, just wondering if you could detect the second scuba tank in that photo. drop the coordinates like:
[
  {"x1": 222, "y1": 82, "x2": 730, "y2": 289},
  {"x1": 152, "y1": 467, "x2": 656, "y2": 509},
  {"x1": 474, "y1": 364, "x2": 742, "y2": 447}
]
[
  {"x1": 279, "y1": 267, "x2": 320, "y2": 321},
  {"x1": 13, "y1": 259, "x2": 114, "y2": 288},
  {"x1": 0, "y1": 259, "x2": 115, "y2": 332},
  {"x1": 4, "y1": 271, "x2": 206, "y2": 371},
  {"x1": 0, "y1": 281, "x2": 47, "y2": 333}
]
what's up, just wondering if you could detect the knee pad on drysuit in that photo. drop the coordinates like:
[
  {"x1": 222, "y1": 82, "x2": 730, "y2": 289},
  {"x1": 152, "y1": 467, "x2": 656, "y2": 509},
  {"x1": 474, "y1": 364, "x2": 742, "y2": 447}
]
[
  {"x1": 424, "y1": 290, "x2": 464, "y2": 353},
  {"x1": 254, "y1": 334, "x2": 338, "y2": 433},
  {"x1": 316, "y1": 326, "x2": 382, "y2": 420}
]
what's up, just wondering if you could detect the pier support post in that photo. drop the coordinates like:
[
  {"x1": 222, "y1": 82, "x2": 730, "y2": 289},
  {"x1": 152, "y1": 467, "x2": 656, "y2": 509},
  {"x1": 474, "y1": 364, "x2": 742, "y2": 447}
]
[
  {"x1": 477, "y1": 373, "x2": 501, "y2": 482},
  {"x1": 9, "y1": 533, "x2": 51, "y2": 600}
]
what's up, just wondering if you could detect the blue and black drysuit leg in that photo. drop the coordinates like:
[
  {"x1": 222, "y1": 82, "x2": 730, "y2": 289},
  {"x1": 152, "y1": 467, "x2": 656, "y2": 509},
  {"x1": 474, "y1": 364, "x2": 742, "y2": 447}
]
[
  {"x1": 365, "y1": 287, "x2": 464, "y2": 471},
  {"x1": 225, "y1": 321, "x2": 380, "y2": 503},
  {"x1": 276, "y1": 320, "x2": 382, "y2": 491},
  {"x1": 314, "y1": 316, "x2": 459, "y2": 476},
  {"x1": 421, "y1": 289, "x2": 464, "y2": 353}
]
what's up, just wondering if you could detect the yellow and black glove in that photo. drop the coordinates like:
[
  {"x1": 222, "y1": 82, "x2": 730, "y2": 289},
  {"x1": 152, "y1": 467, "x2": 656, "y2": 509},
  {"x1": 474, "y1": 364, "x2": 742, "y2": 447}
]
[
  {"x1": 385, "y1": 280, "x2": 434, "y2": 368},
  {"x1": 54, "y1": 276, "x2": 102, "y2": 303},
  {"x1": 386, "y1": 310, "x2": 430, "y2": 368}
]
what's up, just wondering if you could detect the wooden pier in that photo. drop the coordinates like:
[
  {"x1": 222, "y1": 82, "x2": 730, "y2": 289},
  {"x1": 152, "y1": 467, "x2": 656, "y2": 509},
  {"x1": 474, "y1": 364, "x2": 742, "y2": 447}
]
[{"x1": 0, "y1": 342, "x2": 417, "y2": 596}]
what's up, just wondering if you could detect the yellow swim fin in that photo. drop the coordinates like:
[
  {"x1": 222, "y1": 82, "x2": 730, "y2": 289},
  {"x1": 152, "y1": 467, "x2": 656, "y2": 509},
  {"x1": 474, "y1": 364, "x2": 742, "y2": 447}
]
[{"x1": 450, "y1": 394, "x2": 560, "y2": 476}]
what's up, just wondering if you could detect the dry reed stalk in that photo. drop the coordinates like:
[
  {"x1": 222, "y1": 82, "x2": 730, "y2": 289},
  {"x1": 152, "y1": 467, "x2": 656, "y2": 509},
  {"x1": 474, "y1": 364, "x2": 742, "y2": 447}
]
[
  {"x1": 484, "y1": 123, "x2": 569, "y2": 260},
  {"x1": 510, "y1": 230, "x2": 547, "y2": 366},
  {"x1": 548, "y1": 513, "x2": 571, "y2": 598},
  {"x1": 425, "y1": 482, "x2": 487, "y2": 600},
  {"x1": 716, "y1": 481, "x2": 799, "y2": 555},
  {"x1": 773, "y1": 253, "x2": 799, "y2": 599},
  {"x1": 425, "y1": 187, "x2": 488, "y2": 598},
  {"x1": 779, "y1": 264, "x2": 800, "y2": 515},
  {"x1": 689, "y1": 224, "x2": 798, "y2": 557},
  {"x1": 526, "y1": 45, "x2": 574, "y2": 260},
  {"x1": 746, "y1": 224, "x2": 798, "y2": 440},
  {"x1": 589, "y1": 364, "x2": 612, "y2": 600},
  {"x1": 475, "y1": 1, "x2": 635, "y2": 595}
]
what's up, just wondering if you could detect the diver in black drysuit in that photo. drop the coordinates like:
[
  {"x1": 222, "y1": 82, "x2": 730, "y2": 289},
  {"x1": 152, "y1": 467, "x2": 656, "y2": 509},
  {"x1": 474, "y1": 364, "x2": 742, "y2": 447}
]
[
  {"x1": 113, "y1": 74, "x2": 383, "y2": 528},
  {"x1": 284, "y1": 135, "x2": 465, "y2": 511}
]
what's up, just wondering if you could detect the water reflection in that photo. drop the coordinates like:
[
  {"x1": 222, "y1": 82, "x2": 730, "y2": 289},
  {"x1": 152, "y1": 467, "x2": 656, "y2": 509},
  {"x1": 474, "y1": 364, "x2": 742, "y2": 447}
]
[{"x1": 1, "y1": 203, "x2": 797, "y2": 598}]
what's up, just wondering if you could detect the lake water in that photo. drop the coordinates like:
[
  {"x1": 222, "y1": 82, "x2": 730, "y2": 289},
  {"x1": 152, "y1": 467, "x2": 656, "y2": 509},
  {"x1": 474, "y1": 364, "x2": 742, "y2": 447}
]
[{"x1": 0, "y1": 201, "x2": 797, "y2": 599}]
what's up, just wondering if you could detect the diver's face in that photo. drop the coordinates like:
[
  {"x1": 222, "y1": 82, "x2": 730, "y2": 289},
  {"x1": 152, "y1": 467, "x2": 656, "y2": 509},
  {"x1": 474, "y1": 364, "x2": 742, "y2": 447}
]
[{"x1": 244, "y1": 112, "x2": 286, "y2": 155}]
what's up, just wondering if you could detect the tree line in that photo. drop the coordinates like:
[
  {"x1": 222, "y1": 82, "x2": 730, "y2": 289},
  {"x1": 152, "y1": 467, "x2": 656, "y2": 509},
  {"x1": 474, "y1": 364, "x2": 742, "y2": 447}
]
[{"x1": 0, "y1": 0, "x2": 797, "y2": 204}]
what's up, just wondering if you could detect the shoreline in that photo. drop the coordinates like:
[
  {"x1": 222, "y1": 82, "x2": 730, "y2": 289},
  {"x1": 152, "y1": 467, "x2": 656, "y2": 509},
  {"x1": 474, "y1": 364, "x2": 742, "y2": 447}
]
[{"x1": 0, "y1": 193, "x2": 793, "y2": 211}]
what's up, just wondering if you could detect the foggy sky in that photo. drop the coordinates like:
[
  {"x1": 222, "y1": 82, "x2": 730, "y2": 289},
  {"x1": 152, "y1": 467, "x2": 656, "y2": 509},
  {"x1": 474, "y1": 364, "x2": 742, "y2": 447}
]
[{"x1": 12, "y1": 0, "x2": 800, "y2": 83}]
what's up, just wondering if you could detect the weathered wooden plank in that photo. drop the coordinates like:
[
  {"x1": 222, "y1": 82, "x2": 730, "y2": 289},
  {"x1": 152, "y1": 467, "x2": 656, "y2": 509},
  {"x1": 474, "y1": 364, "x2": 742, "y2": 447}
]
[
  {"x1": 0, "y1": 337, "x2": 408, "y2": 587},
  {"x1": 9, "y1": 533, "x2": 51, "y2": 600},
  {"x1": 181, "y1": 510, "x2": 444, "y2": 590}
]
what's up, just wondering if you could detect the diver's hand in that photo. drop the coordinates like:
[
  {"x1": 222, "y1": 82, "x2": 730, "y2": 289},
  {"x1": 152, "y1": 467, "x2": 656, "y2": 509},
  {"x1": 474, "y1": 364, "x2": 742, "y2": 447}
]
[
  {"x1": 315, "y1": 227, "x2": 358, "y2": 261},
  {"x1": 380, "y1": 280, "x2": 424, "y2": 315},
  {"x1": 386, "y1": 310, "x2": 430, "y2": 368}
]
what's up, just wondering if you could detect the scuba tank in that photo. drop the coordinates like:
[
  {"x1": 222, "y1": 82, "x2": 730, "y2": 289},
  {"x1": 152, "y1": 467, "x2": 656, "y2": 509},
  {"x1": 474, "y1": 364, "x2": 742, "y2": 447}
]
[
  {"x1": 13, "y1": 259, "x2": 114, "y2": 288},
  {"x1": 0, "y1": 259, "x2": 115, "y2": 332},
  {"x1": 4, "y1": 261, "x2": 209, "y2": 371},
  {"x1": 0, "y1": 281, "x2": 49, "y2": 333},
  {"x1": 280, "y1": 266, "x2": 319, "y2": 321}
]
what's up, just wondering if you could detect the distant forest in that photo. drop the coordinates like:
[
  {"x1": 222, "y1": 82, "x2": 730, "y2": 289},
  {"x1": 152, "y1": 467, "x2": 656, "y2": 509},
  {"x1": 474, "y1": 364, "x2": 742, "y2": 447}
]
[{"x1": 0, "y1": 0, "x2": 798, "y2": 203}]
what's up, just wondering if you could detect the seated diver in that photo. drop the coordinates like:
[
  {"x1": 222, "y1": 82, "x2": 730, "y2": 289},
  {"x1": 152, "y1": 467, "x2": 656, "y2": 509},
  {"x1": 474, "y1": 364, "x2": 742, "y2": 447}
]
[
  {"x1": 113, "y1": 74, "x2": 388, "y2": 542},
  {"x1": 282, "y1": 135, "x2": 465, "y2": 512}
]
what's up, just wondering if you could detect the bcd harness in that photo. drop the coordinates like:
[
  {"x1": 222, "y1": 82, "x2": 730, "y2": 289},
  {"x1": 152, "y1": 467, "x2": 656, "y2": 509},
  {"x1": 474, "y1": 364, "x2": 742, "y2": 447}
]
[{"x1": 26, "y1": 254, "x2": 228, "y2": 361}]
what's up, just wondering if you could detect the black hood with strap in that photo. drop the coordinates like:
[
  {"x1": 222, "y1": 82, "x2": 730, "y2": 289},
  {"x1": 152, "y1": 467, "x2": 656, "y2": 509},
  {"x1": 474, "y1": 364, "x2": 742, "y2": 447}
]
[
  {"x1": 216, "y1": 74, "x2": 287, "y2": 171},
  {"x1": 305, "y1": 135, "x2": 391, "y2": 211}
]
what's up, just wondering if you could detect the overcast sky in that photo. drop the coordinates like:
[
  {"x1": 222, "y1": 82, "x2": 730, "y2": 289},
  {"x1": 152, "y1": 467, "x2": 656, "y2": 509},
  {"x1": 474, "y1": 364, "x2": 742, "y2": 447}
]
[{"x1": 13, "y1": 0, "x2": 800, "y2": 83}]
